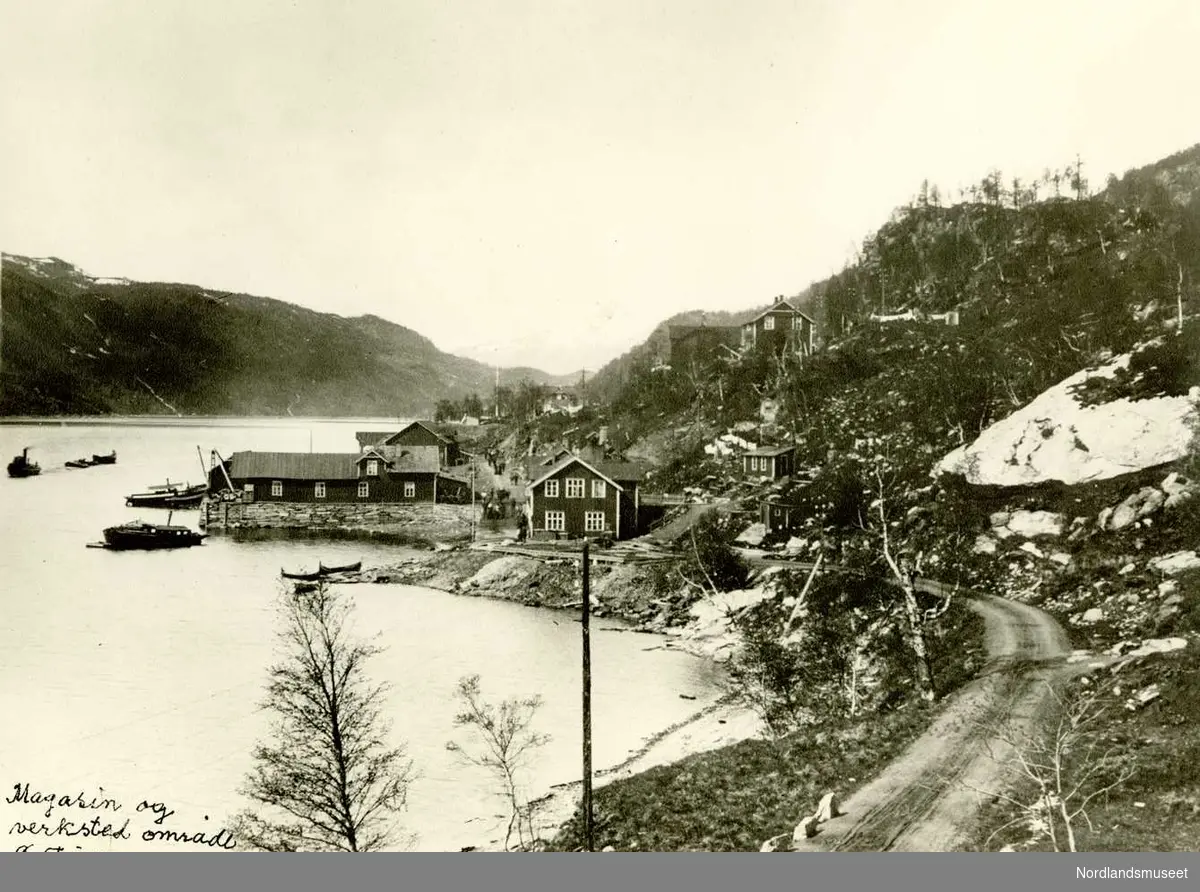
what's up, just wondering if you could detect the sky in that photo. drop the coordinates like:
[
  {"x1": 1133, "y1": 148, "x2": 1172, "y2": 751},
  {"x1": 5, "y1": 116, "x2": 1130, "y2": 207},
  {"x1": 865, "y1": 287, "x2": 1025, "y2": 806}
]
[{"x1": 2, "y1": 0, "x2": 1199, "y2": 375}]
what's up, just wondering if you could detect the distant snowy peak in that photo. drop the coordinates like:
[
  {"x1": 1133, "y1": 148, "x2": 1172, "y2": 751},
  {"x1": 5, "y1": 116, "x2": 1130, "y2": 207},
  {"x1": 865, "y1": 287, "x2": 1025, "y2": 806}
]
[
  {"x1": 937, "y1": 350, "x2": 1199, "y2": 487},
  {"x1": 2, "y1": 253, "x2": 133, "y2": 289}
]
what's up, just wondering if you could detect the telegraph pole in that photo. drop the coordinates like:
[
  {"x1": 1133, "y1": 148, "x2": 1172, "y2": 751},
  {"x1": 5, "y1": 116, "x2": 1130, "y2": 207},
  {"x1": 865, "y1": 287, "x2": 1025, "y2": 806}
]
[
  {"x1": 581, "y1": 539, "x2": 594, "y2": 852},
  {"x1": 470, "y1": 459, "x2": 476, "y2": 542}
]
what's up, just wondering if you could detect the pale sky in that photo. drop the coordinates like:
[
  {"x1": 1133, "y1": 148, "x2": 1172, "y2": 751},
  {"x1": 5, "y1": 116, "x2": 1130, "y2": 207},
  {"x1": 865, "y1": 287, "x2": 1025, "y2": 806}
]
[{"x1": 2, "y1": 1, "x2": 1198, "y2": 374}]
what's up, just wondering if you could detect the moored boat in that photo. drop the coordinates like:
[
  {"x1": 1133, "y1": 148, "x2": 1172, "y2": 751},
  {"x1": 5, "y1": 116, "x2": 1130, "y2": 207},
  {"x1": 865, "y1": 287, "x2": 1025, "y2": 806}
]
[
  {"x1": 91, "y1": 451, "x2": 118, "y2": 465},
  {"x1": 66, "y1": 457, "x2": 96, "y2": 469},
  {"x1": 7, "y1": 448, "x2": 41, "y2": 478},
  {"x1": 100, "y1": 519, "x2": 207, "y2": 550},
  {"x1": 125, "y1": 481, "x2": 208, "y2": 508},
  {"x1": 281, "y1": 568, "x2": 323, "y2": 581},
  {"x1": 318, "y1": 560, "x2": 362, "y2": 575}
]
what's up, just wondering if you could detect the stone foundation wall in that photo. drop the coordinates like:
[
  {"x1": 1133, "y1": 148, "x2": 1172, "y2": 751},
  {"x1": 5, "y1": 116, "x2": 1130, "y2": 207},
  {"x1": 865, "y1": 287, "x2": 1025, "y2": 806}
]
[{"x1": 202, "y1": 498, "x2": 480, "y2": 543}]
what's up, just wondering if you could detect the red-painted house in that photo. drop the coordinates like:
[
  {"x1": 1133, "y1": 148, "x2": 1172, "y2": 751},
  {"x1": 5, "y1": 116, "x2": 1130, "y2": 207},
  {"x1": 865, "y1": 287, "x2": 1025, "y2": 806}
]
[
  {"x1": 214, "y1": 450, "x2": 441, "y2": 503},
  {"x1": 525, "y1": 454, "x2": 644, "y2": 540}
]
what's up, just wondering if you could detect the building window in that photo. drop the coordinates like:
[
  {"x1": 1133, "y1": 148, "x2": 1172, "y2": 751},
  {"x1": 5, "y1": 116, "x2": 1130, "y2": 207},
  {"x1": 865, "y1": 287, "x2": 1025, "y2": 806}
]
[
  {"x1": 366, "y1": 459, "x2": 379, "y2": 476},
  {"x1": 358, "y1": 481, "x2": 369, "y2": 498},
  {"x1": 584, "y1": 511, "x2": 605, "y2": 532},
  {"x1": 404, "y1": 481, "x2": 416, "y2": 498},
  {"x1": 545, "y1": 511, "x2": 565, "y2": 532},
  {"x1": 271, "y1": 480, "x2": 282, "y2": 497},
  {"x1": 565, "y1": 477, "x2": 585, "y2": 498},
  {"x1": 544, "y1": 479, "x2": 559, "y2": 498},
  {"x1": 315, "y1": 482, "x2": 326, "y2": 499},
  {"x1": 764, "y1": 316, "x2": 775, "y2": 330},
  {"x1": 591, "y1": 479, "x2": 606, "y2": 498},
  {"x1": 749, "y1": 457, "x2": 758, "y2": 471},
  {"x1": 792, "y1": 316, "x2": 802, "y2": 330},
  {"x1": 243, "y1": 483, "x2": 255, "y2": 501}
]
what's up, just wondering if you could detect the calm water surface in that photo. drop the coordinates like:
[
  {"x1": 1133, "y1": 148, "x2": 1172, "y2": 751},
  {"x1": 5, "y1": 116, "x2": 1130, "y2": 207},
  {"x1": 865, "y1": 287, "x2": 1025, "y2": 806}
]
[{"x1": 0, "y1": 419, "x2": 724, "y2": 851}]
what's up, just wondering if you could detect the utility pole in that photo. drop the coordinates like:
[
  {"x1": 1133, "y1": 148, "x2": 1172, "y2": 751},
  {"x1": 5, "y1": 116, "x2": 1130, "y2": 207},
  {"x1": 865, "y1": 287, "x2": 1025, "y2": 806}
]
[
  {"x1": 581, "y1": 539, "x2": 594, "y2": 852},
  {"x1": 470, "y1": 459, "x2": 476, "y2": 543}
]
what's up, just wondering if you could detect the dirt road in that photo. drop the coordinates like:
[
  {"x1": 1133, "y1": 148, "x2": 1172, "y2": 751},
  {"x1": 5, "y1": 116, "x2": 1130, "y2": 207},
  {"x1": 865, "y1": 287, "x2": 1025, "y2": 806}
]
[{"x1": 789, "y1": 580, "x2": 1081, "y2": 852}]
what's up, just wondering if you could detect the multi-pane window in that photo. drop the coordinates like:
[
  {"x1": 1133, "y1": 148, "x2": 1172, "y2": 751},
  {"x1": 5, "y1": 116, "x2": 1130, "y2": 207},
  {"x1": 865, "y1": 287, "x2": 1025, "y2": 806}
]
[
  {"x1": 243, "y1": 483, "x2": 255, "y2": 500},
  {"x1": 591, "y1": 479, "x2": 606, "y2": 498},
  {"x1": 315, "y1": 482, "x2": 326, "y2": 499},
  {"x1": 358, "y1": 481, "x2": 369, "y2": 498},
  {"x1": 404, "y1": 481, "x2": 416, "y2": 498},
  {"x1": 544, "y1": 479, "x2": 559, "y2": 498},
  {"x1": 366, "y1": 459, "x2": 379, "y2": 476},
  {"x1": 545, "y1": 511, "x2": 565, "y2": 531},
  {"x1": 764, "y1": 316, "x2": 775, "y2": 330},
  {"x1": 749, "y1": 457, "x2": 758, "y2": 471},
  {"x1": 271, "y1": 480, "x2": 282, "y2": 497},
  {"x1": 565, "y1": 477, "x2": 585, "y2": 498},
  {"x1": 584, "y1": 511, "x2": 605, "y2": 532}
]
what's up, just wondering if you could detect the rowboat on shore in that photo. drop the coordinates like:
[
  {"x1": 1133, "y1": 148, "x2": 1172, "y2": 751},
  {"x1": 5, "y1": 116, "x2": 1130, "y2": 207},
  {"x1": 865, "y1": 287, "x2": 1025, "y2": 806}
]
[
  {"x1": 318, "y1": 560, "x2": 362, "y2": 575},
  {"x1": 281, "y1": 568, "x2": 323, "y2": 582}
]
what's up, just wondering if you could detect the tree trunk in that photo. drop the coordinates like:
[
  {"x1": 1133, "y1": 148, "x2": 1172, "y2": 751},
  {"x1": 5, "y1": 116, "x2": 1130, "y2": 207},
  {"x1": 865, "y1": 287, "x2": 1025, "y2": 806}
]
[{"x1": 901, "y1": 583, "x2": 936, "y2": 701}]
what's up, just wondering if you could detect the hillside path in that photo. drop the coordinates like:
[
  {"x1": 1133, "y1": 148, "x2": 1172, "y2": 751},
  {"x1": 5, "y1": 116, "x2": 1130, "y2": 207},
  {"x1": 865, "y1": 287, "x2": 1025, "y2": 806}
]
[{"x1": 738, "y1": 553, "x2": 1085, "y2": 852}]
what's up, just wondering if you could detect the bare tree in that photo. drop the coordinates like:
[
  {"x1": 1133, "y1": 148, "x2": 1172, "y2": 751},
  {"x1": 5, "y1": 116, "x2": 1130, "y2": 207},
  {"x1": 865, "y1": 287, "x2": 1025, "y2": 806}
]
[
  {"x1": 233, "y1": 582, "x2": 416, "y2": 852},
  {"x1": 447, "y1": 674, "x2": 551, "y2": 852},
  {"x1": 969, "y1": 682, "x2": 1134, "y2": 852}
]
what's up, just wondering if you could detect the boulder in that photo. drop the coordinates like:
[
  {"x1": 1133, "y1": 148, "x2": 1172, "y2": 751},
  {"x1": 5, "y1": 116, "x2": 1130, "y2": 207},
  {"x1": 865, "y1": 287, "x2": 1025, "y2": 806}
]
[
  {"x1": 736, "y1": 523, "x2": 767, "y2": 547},
  {"x1": 1148, "y1": 551, "x2": 1200, "y2": 575},
  {"x1": 1006, "y1": 510, "x2": 1066, "y2": 538},
  {"x1": 760, "y1": 832, "x2": 792, "y2": 853},
  {"x1": 793, "y1": 815, "x2": 821, "y2": 843},
  {"x1": 1081, "y1": 607, "x2": 1105, "y2": 624},
  {"x1": 973, "y1": 534, "x2": 999, "y2": 555},
  {"x1": 1020, "y1": 542, "x2": 1045, "y2": 558},
  {"x1": 1161, "y1": 472, "x2": 1194, "y2": 509},
  {"x1": 1049, "y1": 552, "x2": 1073, "y2": 567},
  {"x1": 933, "y1": 351, "x2": 1198, "y2": 487},
  {"x1": 1107, "y1": 487, "x2": 1166, "y2": 531},
  {"x1": 815, "y1": 792, "x2": 843, "y2": 823},
  {"x1": 1126, "y1": 637, "x2": 1188, "y2": 658}
]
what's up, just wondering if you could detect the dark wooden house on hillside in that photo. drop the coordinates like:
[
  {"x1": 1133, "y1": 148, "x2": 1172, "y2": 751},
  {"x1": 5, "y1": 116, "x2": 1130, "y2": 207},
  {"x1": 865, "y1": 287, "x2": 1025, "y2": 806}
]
[
  {"x1": 743, "y1": 444, "x2": 796, "y2": 480},
  {"x1": 741, "y1": 296, "x2": 816, "y2": 357},
  {"x1": 355, "y1": 421, "x2": 461, "y2": 468},
  {"x1": 213, "y1": 450, "x2": 441, "y2": 503},
  {"x1": 525, "y1": 454, "x2": 644, "y2": 540}
]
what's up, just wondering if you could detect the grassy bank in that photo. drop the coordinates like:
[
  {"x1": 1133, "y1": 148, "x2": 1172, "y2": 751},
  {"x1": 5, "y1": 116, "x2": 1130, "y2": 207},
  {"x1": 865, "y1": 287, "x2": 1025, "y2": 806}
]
[
  {"x1": 547, "y1": 599, "x2": 986, "y2": 852},
  {"x1": 966, "y1": 640, "x2": 1200, "y2": 852}
]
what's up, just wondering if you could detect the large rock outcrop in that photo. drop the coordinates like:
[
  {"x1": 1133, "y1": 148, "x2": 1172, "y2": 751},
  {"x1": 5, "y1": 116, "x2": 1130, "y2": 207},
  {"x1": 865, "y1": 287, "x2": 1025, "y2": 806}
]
[{"x1": 935, "y1": 353, "x2": 1198, "y2": 487}]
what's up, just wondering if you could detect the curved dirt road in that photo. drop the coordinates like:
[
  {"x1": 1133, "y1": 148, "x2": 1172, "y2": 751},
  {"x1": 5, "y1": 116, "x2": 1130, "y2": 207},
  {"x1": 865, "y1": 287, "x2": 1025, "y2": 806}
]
[{"x1": 784, "y1": 578, "x2": 1080, "y2": 852}]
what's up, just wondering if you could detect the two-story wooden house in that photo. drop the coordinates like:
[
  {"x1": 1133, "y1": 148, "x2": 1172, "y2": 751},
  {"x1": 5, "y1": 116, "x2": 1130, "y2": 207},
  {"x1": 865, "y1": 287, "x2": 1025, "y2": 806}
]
[
  {"x1": 525, "y1": 454, "x2": 644, "y2": 540},
  {"x1": 743, "y1": 444, "x2": 796, "y2": 480},
  {"x1": 740, "y1": 296, "x2": 816, "y2": 357},
  {"x1": 214, "y1": 450, "x2": 442, "y2": 503},
  {"x1": 355, "y1": 421, "x2": 461, "y2": 468}
]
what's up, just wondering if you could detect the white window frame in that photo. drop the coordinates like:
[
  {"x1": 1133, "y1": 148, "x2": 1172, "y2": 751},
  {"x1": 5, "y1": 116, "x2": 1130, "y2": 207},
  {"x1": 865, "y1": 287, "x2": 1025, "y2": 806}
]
[
  {"x1": 792, "y1": 316, "x2": 802, "y2": 330},
  {"x1": 544, "y1": 479, "x2": 559, "y2": 498},
  {"x1": 764, "y1": 316, "x2": 775, "y2": 330},
  {"x1": 591, "y1": 479, "x2": 606, "y2": 498},
  {"x1": 749, "y1": 457, "x2": 758, "y2": 471},
  {"x1": 545, "y1": 510, "x2": 565, "y2": 532},
  {"x1": 565, "y1": 477, "x2": 585, "y2": 499},
  {"x1": 358, "y1": 481, "x2": 369, "y2": 498},
  {"x1": 584, "y1": 511, "x2": 606, "y2": 532},
  {"x1": 271, "y1": 480, "x2": 282, "y2": 497},
  {"x1": 243, "y1": 483, "x2": 255, "y2": 500},
  {"x1": 404, "y1": 481, "x2": 416, "y2": 498},
  {"x1": 315, "y1": 482, "x2": 326, "y2": 499},
  {"x1": 366, "y1": 459, "x2": 379, "y2": 476}
]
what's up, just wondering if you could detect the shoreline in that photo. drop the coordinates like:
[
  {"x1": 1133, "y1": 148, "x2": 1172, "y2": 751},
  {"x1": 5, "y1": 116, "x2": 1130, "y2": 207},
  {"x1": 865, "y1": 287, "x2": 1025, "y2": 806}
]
[{"x1": 341, "y1": 546, "x2": 766, "y2": 852}]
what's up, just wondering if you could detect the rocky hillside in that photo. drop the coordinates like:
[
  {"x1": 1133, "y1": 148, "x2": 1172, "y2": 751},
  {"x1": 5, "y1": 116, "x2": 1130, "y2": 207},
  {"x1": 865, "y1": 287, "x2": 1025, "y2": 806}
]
[{"x1": 0, "y1": 253, "x2": 574, "y2": 417}]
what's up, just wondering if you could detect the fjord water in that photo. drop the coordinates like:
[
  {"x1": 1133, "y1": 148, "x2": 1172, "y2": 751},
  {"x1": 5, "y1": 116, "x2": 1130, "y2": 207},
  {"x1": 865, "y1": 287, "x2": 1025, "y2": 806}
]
[{"x1": 0, "y1": 418, "x2": 725, "y2": 852}]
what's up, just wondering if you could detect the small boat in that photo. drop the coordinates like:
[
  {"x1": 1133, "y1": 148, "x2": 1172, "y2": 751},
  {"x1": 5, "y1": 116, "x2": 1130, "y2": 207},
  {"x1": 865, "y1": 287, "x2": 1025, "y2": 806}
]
[
  {"x1": 281, "y1": 568, "x2": 323, "y2": 582},
  {"x1": 318, "y1": 560, "x2": 362, "y2": 575},
  {"x1": 91, "y1": 451, "x2": 118, "y2": 465},
  {"x1": 100, "y1": 518, "x2": 207, "y2": 550},
  {"x1": 125, "y1": 481, "x2": 208, "y2": 508},
  {"x1": 66, "y1": 457, "x2": 96, "y2": 469},
  {"x1": 7, "y1": 448, "x2": 41, "y2": 478}
]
